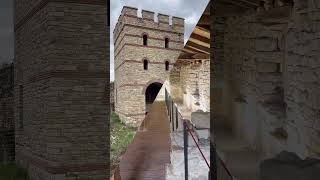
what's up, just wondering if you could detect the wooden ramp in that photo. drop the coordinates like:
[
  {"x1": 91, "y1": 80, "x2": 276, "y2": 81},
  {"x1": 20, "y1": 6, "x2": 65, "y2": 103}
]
[{"x1": 119, "y1": 101, "x2": 171, "y2": 180}]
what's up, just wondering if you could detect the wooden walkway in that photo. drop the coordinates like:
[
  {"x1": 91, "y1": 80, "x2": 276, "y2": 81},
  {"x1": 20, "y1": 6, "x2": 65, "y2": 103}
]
[{"x1": 119, "y1": 101, "x2": 171, "y2": 180}]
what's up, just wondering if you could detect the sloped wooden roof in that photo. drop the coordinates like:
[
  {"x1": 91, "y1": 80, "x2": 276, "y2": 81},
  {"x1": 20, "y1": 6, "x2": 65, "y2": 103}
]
[{"x1": 178, "y1": 3, "x2": 210, "y2": 62}]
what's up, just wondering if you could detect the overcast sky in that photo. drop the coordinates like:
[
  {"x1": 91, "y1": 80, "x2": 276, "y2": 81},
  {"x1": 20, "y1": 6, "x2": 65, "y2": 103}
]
[
  {"x1": 0, "y1": 0, "x2": 209, "y2": 78},
  {"x1": 110, "y1": 0, "x2": 209, "y2": 81}
]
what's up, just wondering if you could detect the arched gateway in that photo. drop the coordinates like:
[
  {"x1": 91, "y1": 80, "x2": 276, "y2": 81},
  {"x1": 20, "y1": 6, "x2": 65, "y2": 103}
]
[
  {"x1": 113, "y1": 6, "x2": 184, "y2": 127},
  {"x1": 145, "y1": 82, "x2": 163, "y2": 112}
]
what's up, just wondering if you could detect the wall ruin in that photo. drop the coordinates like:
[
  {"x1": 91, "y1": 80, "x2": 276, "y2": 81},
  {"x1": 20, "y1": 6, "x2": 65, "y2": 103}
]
[{"x1": 212, "y1": 0, "x2": 320, "y2": 161}]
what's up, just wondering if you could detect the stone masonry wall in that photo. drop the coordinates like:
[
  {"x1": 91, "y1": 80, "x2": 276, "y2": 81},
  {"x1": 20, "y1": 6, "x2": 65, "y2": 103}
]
[
  {"x1": 199, "y1": 59, "x2": 210, "y2": 112},
  {"x1": 285, "y1": 0, "x2": 320, "y2": 158},
  {"x1": 0, "y1": 64, "x2": 14, "y2": 162},
  {"x1": 114, "y1": 6, "x2": 184, "y2": 127},
  {"x1": 218, "y1": 0, "x2": 320, "y2": 159},
  {"x1": 178, "y1": 60, "x2": 210, "y2": 112},
  {"x1": 14, "y1": 1, "x2": 108, "y2": 179}
]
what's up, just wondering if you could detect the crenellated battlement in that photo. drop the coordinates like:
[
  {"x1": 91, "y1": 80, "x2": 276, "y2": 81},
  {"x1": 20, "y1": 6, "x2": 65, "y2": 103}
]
[
  {"x1": 122, "y1": 6, "x2": 138, "y2": 16},
  {"x1": 114, "y1": 6, "x2": 185, "y2": 40},
  {"x1": 142, "y1": 10, "x2": 154, "y2": 20},
  {"x1": 158, "y1": 13, "x2": 169, "y2": 24}
]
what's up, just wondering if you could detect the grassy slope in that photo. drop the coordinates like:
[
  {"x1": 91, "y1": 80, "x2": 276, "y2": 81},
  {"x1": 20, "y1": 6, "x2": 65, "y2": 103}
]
[
  {"x1": 0, "y1": 163, "x2": 29, "y2": 180},
  {"x1": 110, "y1": 112, "x2": 136, "y2": 173}
]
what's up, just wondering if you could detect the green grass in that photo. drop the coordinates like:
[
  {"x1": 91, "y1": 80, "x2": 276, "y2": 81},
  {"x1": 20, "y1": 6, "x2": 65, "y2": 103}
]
[
  {"x1": 0, "y1": 163, "x2": 29, "y2": 180},
  {"x1": 110, "y1": 112, "x2": 136, "y2": 174}
]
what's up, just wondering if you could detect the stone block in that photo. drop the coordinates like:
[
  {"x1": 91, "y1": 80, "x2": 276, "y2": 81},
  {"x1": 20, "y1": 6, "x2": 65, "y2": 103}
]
[
  {"x1": 191, "y1": 112, "x2": 210, "y2": 129},
  {"x1": 256, "y1": 52, "x2": 283, "y2": 63},
  {"x1": 260, "y1": 151, "x2": 320, "y2": 180},
  {"x1": 195, "y1": 129, "x2": 210, "y2": 141},
  {"x1": 256, "y1": 37, "x2": 278, "y2": 52},
  {"x1": 257, "y1": 62, "x2": 279, "y2": 73}
]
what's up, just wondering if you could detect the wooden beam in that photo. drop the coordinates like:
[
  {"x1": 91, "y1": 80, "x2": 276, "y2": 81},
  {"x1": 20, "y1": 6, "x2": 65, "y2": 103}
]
[
  {"x1": 193, "y1": 27, "x2": 210, "y2": 38},
  {"x1": 190, "y1": 33, "x2": 210, "y2": 45},
  {"x1": 186, "y1": 41, "x2": 210, "y2": 54},
  {"x1": 189, "y1": 37, "x2": 210, "y2": 48},
  {"x1": 197, "y1": 25, "x2": 210, "y2": 31},
  {"x1": 182, "y1": 48, "x2": 199, "y2": 54},
  {"x1": 183, "y1": 47, "x2": 204, "y2": 54}
]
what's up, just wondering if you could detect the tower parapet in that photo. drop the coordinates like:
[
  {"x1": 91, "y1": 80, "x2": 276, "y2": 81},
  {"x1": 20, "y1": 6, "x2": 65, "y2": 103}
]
[
  {"x1": 122, "y1": 6, "x2": 138, "y2": 17},
  {"x1": 114, "y1": 6, "x2": 184, "y2": 127},
  {"x1": 114, "y1": 6, "x2": 185, "y2": 41},
  {"x1": 158, "y1": 13, "x2": 169, "y2": 24},
  {"x1": 142, "y1": 10, "x2": 154, "y2": 21}
]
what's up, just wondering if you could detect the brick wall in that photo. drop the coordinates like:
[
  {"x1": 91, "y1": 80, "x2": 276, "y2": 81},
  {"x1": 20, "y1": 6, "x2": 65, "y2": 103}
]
[
  {"x1": 0, "y1": 64, "x2": 14, "y2": 163},
  {"x1": 14, "y1": 0, "x2": 109, "y2": 179},
  {"x1": 114, "y1": 6, "x2": 184, "y2": 127}
]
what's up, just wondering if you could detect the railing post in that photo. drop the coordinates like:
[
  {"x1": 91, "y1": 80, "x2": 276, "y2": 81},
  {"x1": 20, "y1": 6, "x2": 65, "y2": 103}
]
[
  {"x1": 183, "y1": 121, "x2": 188, "y2": 180},
  {"x1": 165, "y1": 89, "x2": 167, "y2": 110},
  {"x1": 171, "y1": 100, "x2": 174, "y2": 132},
  {"x1": 175, "y1": 105, "x2": 178, "y2": 129},
  {"x1": 169, "y1": 97, "x2": 171, "y2": 122},
  {"x1": 211, "y1": 141, "x2": 217, "y2": 180}
]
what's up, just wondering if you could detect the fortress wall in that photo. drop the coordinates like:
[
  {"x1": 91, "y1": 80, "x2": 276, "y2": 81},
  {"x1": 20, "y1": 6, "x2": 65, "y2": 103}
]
[
  {"x1": 14, "y1": 1, "x2": 109, "y2": 179},
  {"x1": 114, "y1": 6, "x2": 184, "y2": 127},
  {"x1": 213, "y1": 0, "x2": 320, "y2": 159}
]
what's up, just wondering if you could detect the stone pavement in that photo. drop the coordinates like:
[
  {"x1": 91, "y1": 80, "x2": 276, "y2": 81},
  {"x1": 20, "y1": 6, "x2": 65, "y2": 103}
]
[{"x1": 119, "y1": 101, "x2": 171, "y2": 180}]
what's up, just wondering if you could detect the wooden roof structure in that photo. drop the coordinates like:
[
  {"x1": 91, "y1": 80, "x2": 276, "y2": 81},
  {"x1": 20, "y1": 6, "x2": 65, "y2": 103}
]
[
  {"x1": 177, "y1": 3, "x2": 210, "y2": 64},
  {"x1": 176, "y1": 0, "x2": 293, "y2": 65}
]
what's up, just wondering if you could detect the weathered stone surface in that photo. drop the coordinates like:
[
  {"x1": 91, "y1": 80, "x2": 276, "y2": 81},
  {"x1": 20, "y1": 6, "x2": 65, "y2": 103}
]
[
  {"x1": 0, "y1": 64, "x2": 14, "y2": 163},
  {"x1": 114, "y1": 6, "x2": 184, "y2": 127},
  {"x1": 260, "y1": 151, "x2": 320, "y2": 180},
  {"x1": 212, "y1": 1, "x2": 320, "y2": 178},
  {"x1": 255, "y1": 37, "x2": 278, "y2": 52},
  {"x1": 14, "y1": 1, "x2": 109, "y2": 179},
  {"x1": 191, "y1": 112, "x2": 210, "y2": 129}
]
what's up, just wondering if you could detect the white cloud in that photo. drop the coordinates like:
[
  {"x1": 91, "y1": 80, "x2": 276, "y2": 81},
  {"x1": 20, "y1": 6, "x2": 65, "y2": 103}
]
[{"x1": 109, "y1": 0, "x2": 209, "y2": 81}]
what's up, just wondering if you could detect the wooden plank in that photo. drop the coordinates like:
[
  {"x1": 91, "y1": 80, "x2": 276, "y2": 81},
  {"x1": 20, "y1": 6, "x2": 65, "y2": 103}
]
[
  {"x1": 118, "y1": 102, "x2": 170, "y2": 180},
  {"x1": 186, "y1": 41, "x2": 210, "y2": 54}
]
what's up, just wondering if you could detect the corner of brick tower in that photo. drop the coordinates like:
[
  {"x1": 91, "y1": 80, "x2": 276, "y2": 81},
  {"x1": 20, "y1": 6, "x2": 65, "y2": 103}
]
[{"x1": 14, "y1": 0, "x2": 109, "y2": 179}]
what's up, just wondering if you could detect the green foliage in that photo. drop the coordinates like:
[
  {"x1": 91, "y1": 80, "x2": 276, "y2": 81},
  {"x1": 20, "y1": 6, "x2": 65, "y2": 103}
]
[
  {"x1": 110, "y1": 112, "x2": 136, "y2": 173},
  {"x1": 0, "y1": 163, "x2": 29, "y2": 180}
]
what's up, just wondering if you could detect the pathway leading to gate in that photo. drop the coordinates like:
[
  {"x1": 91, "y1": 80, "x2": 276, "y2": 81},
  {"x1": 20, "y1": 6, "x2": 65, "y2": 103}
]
[{"x1": 119, "y1": 101, "x2": 171, "y2": 180}]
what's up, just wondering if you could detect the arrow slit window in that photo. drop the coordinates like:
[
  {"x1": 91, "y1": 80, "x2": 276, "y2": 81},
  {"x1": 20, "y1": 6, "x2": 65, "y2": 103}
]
[{"x1": 165, "y1": 38, "x2": 169, "y2": 48}]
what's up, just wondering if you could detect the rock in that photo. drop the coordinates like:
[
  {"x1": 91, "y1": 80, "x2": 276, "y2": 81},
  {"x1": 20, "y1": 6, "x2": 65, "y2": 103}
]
[
  {"x1": 260, "y1": 151, "x2": 320, "y2": 180},
  {"x1": 191, "y1": 112, "x2": 210, "y2": 129}
]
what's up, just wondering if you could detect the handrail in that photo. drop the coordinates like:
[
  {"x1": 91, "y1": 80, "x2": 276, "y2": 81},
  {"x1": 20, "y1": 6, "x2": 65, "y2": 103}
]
[
  {"x1": 165, "y1": 88, "x2": 234, "y2": 180},
  {"x1": 218, "y1": 154, "x2": 233, "y2": 180},
  {"x1": 165, "y1": 88, "x2": 211, "y2": 180},
  {"x1": 184, "y1": 121, "x2": 210, "y2": 169}
]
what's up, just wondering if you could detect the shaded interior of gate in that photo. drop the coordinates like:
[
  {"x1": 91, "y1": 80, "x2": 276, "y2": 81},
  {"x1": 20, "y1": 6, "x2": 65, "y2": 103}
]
[{"x1": 145, "y1": 82, "x2": 163, "y2": 109}]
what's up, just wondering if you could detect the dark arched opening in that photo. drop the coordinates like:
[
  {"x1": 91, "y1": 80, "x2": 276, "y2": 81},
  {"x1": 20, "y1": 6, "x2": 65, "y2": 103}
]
[
  {"x1": 165, "y1": 38, "x2": 169, "y2": 48},
  {"x1": 143, "y1": 59, "x2": 148, "y2": 70},
  {"x1": 143, "y1": 34, "x2": 148, "y2": 46},
  {"x1": 145, "y1": 82, "x2": 162, "y2": 112},
  {"x1": 165, "y1": 61, "x2": 169, "y2": 71}
]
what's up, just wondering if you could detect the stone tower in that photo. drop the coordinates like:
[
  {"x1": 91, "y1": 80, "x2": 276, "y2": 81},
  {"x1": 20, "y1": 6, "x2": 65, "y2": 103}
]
[
  {"x1": 14, "y1": 0, "x2": 108, "y2": 179},
  {"x1": 114, "y1": 6, "x2": 184, "y2": 127}
]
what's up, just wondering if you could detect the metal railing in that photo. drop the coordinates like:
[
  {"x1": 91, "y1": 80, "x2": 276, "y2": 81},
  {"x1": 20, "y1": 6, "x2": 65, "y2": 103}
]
[
  {"x1": 165, "y1": 89, "x2": 211, "y2": 180},
  {"x1": 165, "y1": 88, "x2": 234, "y2": 180}
]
